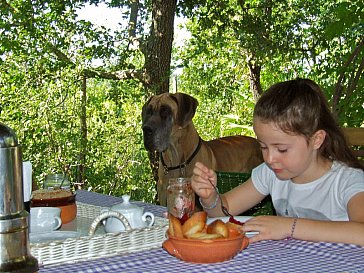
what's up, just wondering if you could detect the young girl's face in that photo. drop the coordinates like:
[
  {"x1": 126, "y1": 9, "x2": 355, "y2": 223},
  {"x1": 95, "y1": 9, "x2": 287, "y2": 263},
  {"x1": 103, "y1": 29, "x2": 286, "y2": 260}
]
[{"x1": 253, "y1": 118, "x2": 321, "y2": 183}]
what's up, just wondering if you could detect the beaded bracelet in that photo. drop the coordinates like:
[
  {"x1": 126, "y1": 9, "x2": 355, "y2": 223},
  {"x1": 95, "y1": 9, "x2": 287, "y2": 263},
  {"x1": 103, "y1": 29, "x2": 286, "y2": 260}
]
[
  {"x1": 199, "y1": 193, "x2": 219, "y2": 210},
  {"x1": 287, "y1": 217, "x2": 298, "y2": 239}
]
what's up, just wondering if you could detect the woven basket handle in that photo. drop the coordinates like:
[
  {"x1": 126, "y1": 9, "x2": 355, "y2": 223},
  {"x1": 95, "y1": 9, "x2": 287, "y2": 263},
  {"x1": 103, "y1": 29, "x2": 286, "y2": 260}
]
[{"x1": 88, "y1": 211, "x2": 132, "y2": 236}]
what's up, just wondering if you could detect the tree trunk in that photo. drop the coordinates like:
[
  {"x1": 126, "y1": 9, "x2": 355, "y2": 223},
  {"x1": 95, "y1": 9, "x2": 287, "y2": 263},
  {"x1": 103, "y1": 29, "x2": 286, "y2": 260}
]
[
  {"x1": 144, "y1": 0, "x2": 177, "y2": 95},
  {"x1": 128, "y1": 0, "x2": 139, "y2": 39},
  {"x1": 77, "y1": 75, "x2": 87, "y2": 189},
  {"x1": 247, "y1": 60, "x2": 263, "y2": 100}
]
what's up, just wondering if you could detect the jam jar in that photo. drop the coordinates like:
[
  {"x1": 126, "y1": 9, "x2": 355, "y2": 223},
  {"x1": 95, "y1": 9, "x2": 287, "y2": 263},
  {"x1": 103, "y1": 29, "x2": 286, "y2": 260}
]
[
  {"x1": 167, "y1": 177, "x2": 195, "y2": 224},
  {"x1": 31, "y1": 188, "x2": 77, "y2": 224}
]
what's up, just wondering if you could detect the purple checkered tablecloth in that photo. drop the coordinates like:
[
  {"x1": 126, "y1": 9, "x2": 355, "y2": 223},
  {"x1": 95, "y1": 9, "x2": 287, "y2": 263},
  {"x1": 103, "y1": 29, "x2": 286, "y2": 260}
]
[
  {"x1": 38, "y1": 190, "x2": 364, "y2": 273},
  {"x1": 74, "y1": 189, "x2": 167, "y2": 217}
]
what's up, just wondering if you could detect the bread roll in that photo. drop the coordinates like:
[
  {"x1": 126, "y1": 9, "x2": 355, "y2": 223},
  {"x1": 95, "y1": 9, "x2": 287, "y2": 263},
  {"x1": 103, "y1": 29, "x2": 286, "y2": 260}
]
[
  {"x1": 207, "y1": 219, "x2": 229, "y2": 238},
  {"x1": 168, "y1": 214, "x2": 184, "y2": 238},
  {"x1": 182, "y1": 211, "x2": 207, "y2": 237},
  {"x1": 187, "y1": 232, "x2": 223, "y2": 240}
]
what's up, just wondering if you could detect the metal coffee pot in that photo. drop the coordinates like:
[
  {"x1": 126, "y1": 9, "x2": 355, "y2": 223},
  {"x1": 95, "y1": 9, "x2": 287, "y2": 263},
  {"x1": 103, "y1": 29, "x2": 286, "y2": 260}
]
[{"x1": 0, "y1": 123, "x2": 38, "y2": 272}]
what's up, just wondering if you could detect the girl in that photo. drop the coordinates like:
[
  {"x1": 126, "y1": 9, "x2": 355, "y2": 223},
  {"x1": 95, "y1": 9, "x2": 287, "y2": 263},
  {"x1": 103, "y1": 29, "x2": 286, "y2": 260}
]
[{"x1": 191, "y1": 78, "x2": 364, "y2": 246}]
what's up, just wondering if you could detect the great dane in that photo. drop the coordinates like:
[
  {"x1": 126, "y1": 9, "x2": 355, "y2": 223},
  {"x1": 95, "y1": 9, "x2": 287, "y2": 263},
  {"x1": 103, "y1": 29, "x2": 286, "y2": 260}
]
[{"x1": 142, "y1": 92, "x2": 263, "y2": 206}]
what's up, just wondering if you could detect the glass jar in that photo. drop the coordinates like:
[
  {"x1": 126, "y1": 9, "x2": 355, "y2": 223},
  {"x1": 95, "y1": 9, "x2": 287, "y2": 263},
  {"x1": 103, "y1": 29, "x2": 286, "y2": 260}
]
[
  {"x1": 30, "y1": 189, "x2": 77, "y2": 224},
  {"x1": 43, "y1": 174, "x2": 70, "y2": 190},
  {"x1": 167, "y1": 177, "x2": 195, "y2": 223}
]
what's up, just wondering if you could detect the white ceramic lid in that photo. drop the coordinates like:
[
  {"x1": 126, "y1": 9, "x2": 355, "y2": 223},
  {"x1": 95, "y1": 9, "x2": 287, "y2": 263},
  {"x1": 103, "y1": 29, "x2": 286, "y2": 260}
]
[{"x1": 110, "y1": 195, "x2": 142, "y2": 213}]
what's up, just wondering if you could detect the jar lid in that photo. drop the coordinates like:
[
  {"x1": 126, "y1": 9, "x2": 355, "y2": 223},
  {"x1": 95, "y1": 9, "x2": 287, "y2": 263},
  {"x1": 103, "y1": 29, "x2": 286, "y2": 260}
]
[
  {"x1": 168, "y1": 178, "x2": 192, "y2": 188},
  {"x1": 110, "y1": 195, "x2": 141, "y2": 213}
]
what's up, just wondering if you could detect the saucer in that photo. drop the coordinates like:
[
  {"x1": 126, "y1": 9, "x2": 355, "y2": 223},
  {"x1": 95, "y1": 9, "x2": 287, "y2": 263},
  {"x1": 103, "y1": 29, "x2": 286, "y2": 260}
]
[
  {"x1": 30, "y1": 231, "x2": 81, "y2": 244},
  {"x1": 207, "y1": 216, "x2": 259, "y2": 238}
]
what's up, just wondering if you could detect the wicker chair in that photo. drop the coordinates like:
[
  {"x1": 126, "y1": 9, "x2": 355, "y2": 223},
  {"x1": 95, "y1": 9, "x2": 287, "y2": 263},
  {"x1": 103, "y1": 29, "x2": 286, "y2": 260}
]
[
  {"x1": 342, "y1": 127, "x2": 364, "y2": 167},
  {"x1": 216, "y1": 171, "x2": 275, "y2": 216}
]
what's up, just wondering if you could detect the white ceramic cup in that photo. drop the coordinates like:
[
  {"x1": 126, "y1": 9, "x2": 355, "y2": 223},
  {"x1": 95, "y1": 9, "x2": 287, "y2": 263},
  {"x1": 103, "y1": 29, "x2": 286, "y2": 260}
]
[{"x1": 30, "y1": 207, "x2": 62, "y2": 233}]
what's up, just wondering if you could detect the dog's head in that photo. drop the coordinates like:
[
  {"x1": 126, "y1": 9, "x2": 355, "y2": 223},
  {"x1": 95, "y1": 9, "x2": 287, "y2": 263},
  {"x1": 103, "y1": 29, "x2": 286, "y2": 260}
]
[{"x1": 142, "y1": 93, "x2": 199, "y2": 152}]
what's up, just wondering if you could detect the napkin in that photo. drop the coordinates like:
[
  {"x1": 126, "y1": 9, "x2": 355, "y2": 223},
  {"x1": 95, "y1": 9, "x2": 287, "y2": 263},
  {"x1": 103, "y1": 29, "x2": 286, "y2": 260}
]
[{"x1": 22, "y1": 161, "x2": 32, "y2": 202}]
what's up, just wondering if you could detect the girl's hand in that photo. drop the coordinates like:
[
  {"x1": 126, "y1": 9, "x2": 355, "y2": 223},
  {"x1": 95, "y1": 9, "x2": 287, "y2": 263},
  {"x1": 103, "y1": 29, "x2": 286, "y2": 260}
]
[
  {"x1": 191, "y1": 162, "x2": 217, "y2": 200},
  {"x1": 243, "y1": 215, "x2": 295, "y2": 243}
]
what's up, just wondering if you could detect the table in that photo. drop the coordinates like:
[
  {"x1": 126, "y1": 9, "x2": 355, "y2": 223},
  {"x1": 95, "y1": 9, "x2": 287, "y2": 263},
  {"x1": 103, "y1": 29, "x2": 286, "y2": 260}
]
[{"x1": 39, "y1": 190, "x2": 364, "y2": 273}]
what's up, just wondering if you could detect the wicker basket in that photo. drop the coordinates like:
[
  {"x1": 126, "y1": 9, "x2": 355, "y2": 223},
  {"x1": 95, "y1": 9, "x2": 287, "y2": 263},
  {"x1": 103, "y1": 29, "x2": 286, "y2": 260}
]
[
  {"x1": 30, "y1": 202, "x2": 169, "y2": 266},
  {"x1": 216, "y1": 172, "x2": 275, "y2": 216}
]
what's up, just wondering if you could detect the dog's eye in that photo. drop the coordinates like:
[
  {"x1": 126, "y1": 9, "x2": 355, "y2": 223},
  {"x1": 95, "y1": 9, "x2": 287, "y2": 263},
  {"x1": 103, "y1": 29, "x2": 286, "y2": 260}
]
[
  {"x1": 146, "y1": 108, "x2": 153, "y2": 116},
  {"x1": 160, "y1": 105, "x2": 172, "y2": 119}
]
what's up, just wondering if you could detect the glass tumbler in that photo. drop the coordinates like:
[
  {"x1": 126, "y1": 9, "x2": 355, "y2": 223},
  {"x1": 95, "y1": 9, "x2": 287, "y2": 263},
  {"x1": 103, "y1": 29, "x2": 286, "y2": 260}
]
[
  {"x1": 44, "y1": 174, "x2": 70, "y2": 190},
  {"x1": 167, "y1": 177, "x2": 195, "y2": 223}
]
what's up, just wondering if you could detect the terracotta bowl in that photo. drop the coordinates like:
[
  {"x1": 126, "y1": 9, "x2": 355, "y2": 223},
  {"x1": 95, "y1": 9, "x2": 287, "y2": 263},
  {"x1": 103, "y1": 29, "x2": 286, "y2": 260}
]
[
  {"x1": 162, "y1": 229, "x2": 249, "y2": 263},
  {"x1": 30, "y1": 191, "x2": 77, "y2": 224},
  {"x1": 57, "y1": 202, "x2": 77, "y2": 224}
]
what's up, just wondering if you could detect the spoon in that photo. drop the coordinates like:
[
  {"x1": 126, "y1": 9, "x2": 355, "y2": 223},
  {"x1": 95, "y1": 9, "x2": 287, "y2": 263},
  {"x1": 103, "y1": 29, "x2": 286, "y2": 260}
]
[{"x1": 207, "y1": 179, "x2": 234, "y2": 218}]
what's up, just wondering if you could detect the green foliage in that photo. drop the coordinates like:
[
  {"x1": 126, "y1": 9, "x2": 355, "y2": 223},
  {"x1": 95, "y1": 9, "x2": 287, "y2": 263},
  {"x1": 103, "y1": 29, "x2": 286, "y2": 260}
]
[
  {"x1": 175, "y1": 23, "x2": 256, "y2": 139},
  {"x1": 84, "y1": 79, "x2": 156, "y2": 202},
  {"x1": 176, "y1": 0, "x2": 364, "y2": 127},
  {"x1": 0, "y1": 65, "x2": 157, "y2": 202},
  {"x1": 1, "y1": 0, "x2": 363, "y2": 208},
  {"x1": 0, "y1": 0, "x2": 157, "y2": 202}
]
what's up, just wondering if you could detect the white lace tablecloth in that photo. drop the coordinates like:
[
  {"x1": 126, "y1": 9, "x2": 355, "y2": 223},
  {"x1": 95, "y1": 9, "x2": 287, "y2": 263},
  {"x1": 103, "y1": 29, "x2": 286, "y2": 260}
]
[{"x1": 39, "y1": 190, "x2": 364, "y2": 273}]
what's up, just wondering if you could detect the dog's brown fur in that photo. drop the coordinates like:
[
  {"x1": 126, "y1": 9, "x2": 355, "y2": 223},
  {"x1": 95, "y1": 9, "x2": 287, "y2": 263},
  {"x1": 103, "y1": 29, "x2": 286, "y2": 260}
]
[{"x1": 142, "y1": 93, "x2": 263, "y2": 206}]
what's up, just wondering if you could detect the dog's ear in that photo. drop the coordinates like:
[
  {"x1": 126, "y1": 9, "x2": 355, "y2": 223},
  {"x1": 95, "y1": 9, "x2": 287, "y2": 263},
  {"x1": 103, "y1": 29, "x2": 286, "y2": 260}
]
[
  {"x1": 142, "y1": 96, "x2": 154, "y2": 123},
  {"x1": 171, "y1": 93, "x2": 199, "y2": 127}
]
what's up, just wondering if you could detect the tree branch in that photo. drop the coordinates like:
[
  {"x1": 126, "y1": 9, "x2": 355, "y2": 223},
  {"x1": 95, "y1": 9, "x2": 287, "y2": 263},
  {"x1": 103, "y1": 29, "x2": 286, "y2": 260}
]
[
  {"x1": 332, "y1": 36, "x2": 364, "y2": 113},
  {"x1": 83, "y1": 68, "x2": 149, "y2": 83},
  {"x1": 48, "y1": 42, "x2": 150, "y2": 84},
  {"x1": 347, "y1": 55, "x2": 364, "y2": 98},
  {"x1": 0, "y1": 0, "x2": 16, "y2": 12}
]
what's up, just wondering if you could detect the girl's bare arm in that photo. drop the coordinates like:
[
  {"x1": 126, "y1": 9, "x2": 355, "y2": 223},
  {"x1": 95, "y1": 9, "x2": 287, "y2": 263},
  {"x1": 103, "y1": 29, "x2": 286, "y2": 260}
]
[
  {"x1": 191, "y1": 163, "x2": 266, "y2": 218},
  {"x1": 243, "y1": 192, "x2": 364, "y2": 246}
]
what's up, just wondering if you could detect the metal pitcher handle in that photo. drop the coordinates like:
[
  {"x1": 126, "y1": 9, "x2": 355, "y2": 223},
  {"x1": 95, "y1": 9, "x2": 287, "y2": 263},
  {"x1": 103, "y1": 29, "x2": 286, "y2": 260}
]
[{"x1": 88, "y1": 211, "x2": 132, "y2": 236}]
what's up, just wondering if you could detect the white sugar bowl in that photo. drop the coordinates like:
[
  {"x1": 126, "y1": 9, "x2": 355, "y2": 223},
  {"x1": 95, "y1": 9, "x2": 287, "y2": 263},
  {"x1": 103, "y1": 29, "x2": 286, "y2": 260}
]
[{"x1": 102, "y1": 195, "x2": 155, "y2": 233}]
